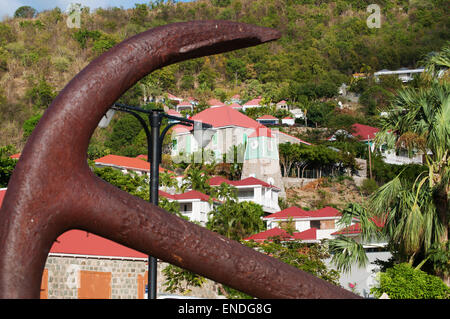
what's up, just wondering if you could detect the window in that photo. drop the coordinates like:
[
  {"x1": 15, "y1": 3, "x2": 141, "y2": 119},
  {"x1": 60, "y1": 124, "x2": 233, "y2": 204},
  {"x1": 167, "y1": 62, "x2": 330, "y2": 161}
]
[{"x1": 310, "y1": 220, "x2": 320, "y2": 229}]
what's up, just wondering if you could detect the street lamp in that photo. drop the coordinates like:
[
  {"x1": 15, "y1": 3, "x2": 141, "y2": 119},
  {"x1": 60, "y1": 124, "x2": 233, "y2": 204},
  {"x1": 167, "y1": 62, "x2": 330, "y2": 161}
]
[{"x1": 98, "y1": 102, "x2": 213, "y2": 299}]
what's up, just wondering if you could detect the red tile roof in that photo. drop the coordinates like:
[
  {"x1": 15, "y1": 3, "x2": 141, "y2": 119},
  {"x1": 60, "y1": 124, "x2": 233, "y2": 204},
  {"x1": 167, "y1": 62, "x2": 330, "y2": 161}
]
[
  {"x1": 263, "y1": 206, "x2": 340, "y2": 220},
  {"x1": 9, "y1": 153, "x2": 20, "y2": 159},
  {"x1": 180, "y1": 105, "x2": 263, "y2": 130},
  {"x1": 49, "y1": 229, "x2": 147, "y2": 259},
  {"x1": 292, "y1": 228, "x2": 317, "y2": 241},
  {"x1": 159, "y1": 190, "x2": 213, "y2": 202},
  {"x1": 167, "y1": 93, "x2": 182, "y2": 101},
  {"x1": 351, "y1": 123, "x2": 380, "y2": 141},
  {"x1": 208, "y1": 176, "x2": 279, "y2": 189},
  {"x1": 243, "y1": 98, "x2": 262, "y2": 106},
  {"x1": 0, "y1": 188, "x2": 6, "y2": 206},
  {"x1": 167, "y1": 109, "x2": 182, "y2": 117},
  {"x1": 244, "y1": 227, "x2": 318, "y2": 242},
  {"x1": 331, "y1": 223, "x2": 362, "y2": 235},
  {"x1": 94, "y1": 154, "x2": 174, "y2": 174}
]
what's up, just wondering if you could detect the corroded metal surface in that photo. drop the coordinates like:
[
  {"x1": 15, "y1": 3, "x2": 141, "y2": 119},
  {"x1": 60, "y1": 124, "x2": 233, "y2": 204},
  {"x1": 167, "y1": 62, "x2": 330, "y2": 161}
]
[{"x1": 0, "y1": 20, "x2": 359, "y2": 299}]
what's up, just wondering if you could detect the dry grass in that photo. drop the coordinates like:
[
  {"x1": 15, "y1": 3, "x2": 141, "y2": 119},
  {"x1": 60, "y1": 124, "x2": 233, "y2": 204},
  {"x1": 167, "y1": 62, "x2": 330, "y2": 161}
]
[{"x1": 285, "y1": 177, "x2": 366, "y2": 210}]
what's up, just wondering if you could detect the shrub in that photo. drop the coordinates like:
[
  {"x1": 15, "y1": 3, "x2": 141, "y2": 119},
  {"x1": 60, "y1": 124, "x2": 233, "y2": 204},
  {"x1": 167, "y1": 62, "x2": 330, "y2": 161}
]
[
  {"x1": 22, "y1": 113, "x2": 43, "y2": 138},
  {"x1": 371, "y1": 263, "x2": 450, "y2": 299},
  {"x1": 360, "y1": 178, "x2": 378, "y2": 195}
]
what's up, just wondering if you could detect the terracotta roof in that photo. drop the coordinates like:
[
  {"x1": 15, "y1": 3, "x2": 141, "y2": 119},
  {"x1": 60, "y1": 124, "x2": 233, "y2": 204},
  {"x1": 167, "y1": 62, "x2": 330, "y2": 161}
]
[
  {"x1": 9, "y1": 153, "x2": 20, "y2": 159},
  {"x1": 0, "y1": 188, "x2": 6, "y2": 206},
  {"x1": 282, "y1": 117, "x2": 293, "y2": 120},
  {"x1": 244, "y1": 227, "x2": 317, "y2": 242},
  {"x1": 243, "y1": 98, "x2": 262, "y2": 106},
  {"x1": 351, "y1": 123, "x2": 380, "y2": 141},
  {"x1": 331, "y1": 223, "x2": 362, "y2": 235},
  {"x1": 263, "y1": 206, "x2": 340, "y2": 220},
  {"x1": 49, "y1": 229, "x2": 147, "y2": 259},
  {"x1": 167, "y1": 109, "x2": 182, "y2": 117},
  {"x1": 277, "y1": 100, "x2": 287, "y2": 105},
  {"x1": 94, "y1": 154, "x2": 174, "y2": 174},
  {"x1": 292, "y1": 228, "x2": 317, "y2": 241},
  {"x1": 180, "y1": 105, "x2": 263, "y2": 130},
  {"x1": 159, "y1": 190, "x2": 214, "y2": 202},
  {"x1": 208, "y1": 176, "x2": 279, "y2": 189}
]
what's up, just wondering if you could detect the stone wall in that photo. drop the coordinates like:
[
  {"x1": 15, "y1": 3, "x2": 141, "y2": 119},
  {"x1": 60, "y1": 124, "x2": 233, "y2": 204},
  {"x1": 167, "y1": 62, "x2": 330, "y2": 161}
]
[{"x1": 43, "y1": 254, "x2": 223, "y2": 299}]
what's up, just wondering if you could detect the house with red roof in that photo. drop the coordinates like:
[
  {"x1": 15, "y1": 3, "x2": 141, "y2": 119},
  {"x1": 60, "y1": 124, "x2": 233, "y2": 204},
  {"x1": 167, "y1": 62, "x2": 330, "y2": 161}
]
[
  {"x1": 170, "y1": 105, "x2": 310, "y2": 194},
  {"x1": 208, "y1": 176, "x2": 281, "y2": 213},
  {"x1": 175, "y1": 100, "x2": 194, "y2": 113},
  {"x1": 242, "y1": 97, "x2": 263, "y2": 111},
  {"x1": 330, "y1": 216, "x2": 388, "y2": 249},
  {"x1": 328, "y1": 123, "x2": 423, "y2": 165},
  {"x1": 207, "y1": 98, "x2": 226, "y2": 108},
  {"x1": 94, "y1": 154, "x2": 174, "y2": 176},
  {"x1": 256, "y1": 115, "x2": 279, "y2": 126},
  {"x1": 171, "y1": 105, "x2": 268, "y2": 162},
  {"x1": 159, "y1": 189, "x2": 219, "y2": 225},
  {"x1": 263, "y1": 206, "x2": 342, "y2": 240},
  {"x1": 276, "y1": 100, "x2": 289, "y2": 111},
  {"x1": 166, "y1": 92, "x2": 183, "y2": 104}
]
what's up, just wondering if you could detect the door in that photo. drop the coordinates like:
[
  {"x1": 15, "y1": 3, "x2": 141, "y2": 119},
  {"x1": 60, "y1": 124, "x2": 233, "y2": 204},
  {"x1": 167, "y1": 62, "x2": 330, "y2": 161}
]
[{"x1": 78, "y1": 271, "x2": 111, "y2": 299}]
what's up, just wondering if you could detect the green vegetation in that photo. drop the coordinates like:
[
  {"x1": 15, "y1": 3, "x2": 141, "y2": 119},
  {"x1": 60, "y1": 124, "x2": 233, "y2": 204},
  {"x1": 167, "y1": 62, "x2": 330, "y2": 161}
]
[
  {"x1": 0, "y1": 0, "x2": 448, "y2": 151},
  {"x1": 371, "y1": 263, "x2": 449, "y2": 299}
]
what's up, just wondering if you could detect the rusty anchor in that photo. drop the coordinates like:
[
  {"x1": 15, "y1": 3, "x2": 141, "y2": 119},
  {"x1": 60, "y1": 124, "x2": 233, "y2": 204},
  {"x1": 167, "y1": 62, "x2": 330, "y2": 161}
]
[{"x1": 0, "y1": 20, "x2": 359, "y2": 299}]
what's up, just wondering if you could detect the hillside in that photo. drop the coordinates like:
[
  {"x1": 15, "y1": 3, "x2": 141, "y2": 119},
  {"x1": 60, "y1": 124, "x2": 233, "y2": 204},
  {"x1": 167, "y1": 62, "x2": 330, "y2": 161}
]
[{"x1": 0, "y1": 0, "x2": 448, "y2": 151}]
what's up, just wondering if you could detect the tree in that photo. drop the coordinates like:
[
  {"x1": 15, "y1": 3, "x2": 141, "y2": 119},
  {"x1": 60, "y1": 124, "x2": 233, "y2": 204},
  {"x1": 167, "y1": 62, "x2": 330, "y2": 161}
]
[
  {"x1": 328, "y1": 75, "x2": 449, "y2": 282},
  {"x1": 370, "y1": 263, "x2": 449, "y2": 299},
  {"x1": 14, "y1": 6, "x2": 37, "y2": 19},
  {"x1": 0, "y1": 145, "x2": 17, "y2": 187},
  {"x1": 207, "y1": 201, "x2": 265, "y2": 241}
]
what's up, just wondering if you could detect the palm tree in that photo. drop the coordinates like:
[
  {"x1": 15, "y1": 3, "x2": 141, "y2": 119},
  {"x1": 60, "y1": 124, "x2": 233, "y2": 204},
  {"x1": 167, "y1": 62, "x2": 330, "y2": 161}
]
[{"x1": 328, "y1": 66, "x2": 449, "y2": 280}]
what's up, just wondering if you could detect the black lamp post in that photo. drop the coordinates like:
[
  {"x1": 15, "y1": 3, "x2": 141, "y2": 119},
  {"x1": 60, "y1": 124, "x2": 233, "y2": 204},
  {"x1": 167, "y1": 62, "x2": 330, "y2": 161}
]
[{"x1": 99, "y1": 102, "x2": 212, "y2": 299}]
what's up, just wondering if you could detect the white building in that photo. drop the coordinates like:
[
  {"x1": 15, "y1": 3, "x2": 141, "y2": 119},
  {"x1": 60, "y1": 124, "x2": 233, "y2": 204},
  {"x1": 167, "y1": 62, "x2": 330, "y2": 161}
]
[
  {"x1": 374, "y1": 68, "x2": 424, "y2": 83},
  {"x1": 208, "y1": 176, "x2": 281, "y2": 214},
  {"x1": 281, "y1": 117, "x2": 295, "y2": 126},
  {"x1": 276, "y1": 100, "x2": 289, "y2": 111},
  {"x1": 242, "y1": 97, "x2": 263, "y2": 112},
  {"x1": 263, "y1": 206, "x2": 343, "y2": 241},
  {"x1": 159, "y1": 190, "x2": 219, "y2": 225},
  {"x1": 328, "y1": 123, "x2": 424, "y2": 165}
]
